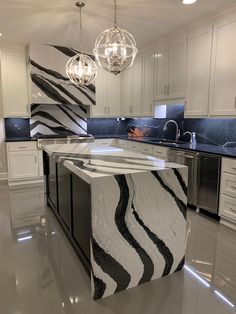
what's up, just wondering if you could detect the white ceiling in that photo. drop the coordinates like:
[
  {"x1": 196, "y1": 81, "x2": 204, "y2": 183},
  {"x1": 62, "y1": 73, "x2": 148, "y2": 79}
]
[{"x1": 0, "y1": 0, "x2": 236, "y2": 52}]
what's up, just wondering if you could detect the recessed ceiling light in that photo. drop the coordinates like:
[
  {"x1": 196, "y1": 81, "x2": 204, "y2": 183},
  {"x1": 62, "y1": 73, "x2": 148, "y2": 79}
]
[{"x1": 182, "y1": 0, "x2": 197, "y2": 4}]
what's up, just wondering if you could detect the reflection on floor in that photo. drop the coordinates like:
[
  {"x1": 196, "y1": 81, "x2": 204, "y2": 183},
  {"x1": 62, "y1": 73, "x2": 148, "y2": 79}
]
[{"x1": 0, "y1": 181, "x2": 236, "y2": 314}]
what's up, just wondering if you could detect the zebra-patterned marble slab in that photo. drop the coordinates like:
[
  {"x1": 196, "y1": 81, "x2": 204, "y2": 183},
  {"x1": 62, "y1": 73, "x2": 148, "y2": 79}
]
[
  {"x1": 29, "y1": 44, "x2": 95, "y2": 106},
  {"x1": 44, "y1": 142, "x2": 187, "y2": 184},
  {"x1": 45, "y1": 140, "x2": 188, "y2": 299},
  {"x1": 90, "y1": 170, "x2": 187, "y2": 299},
  {"x1": 30, "y1": 104, "x2": 87, "y2": 137}
]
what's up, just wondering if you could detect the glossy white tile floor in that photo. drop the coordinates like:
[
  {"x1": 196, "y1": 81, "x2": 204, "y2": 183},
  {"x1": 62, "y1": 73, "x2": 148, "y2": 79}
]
[{"x1": 0, "y1": 181, "x2": 236, "y2": 314}]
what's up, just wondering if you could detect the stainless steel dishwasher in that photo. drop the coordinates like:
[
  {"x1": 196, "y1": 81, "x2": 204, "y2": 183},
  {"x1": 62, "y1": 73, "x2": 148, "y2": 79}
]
[{"x1": 168, "y1": 149, "x2": 221, "y2": 214}]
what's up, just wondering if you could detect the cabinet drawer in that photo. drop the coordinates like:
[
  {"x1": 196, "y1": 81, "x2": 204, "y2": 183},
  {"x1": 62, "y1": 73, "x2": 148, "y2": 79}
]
[
  {"x1": 221, "y1": 173, "x2": 236, "y2": 198},
  {"x1": 95, "y1": 139, "x2": 114, "y2": 146},
  {"x1": 222, "y1": 158, "x2": 236, "y2": 175},
  {"x1": 127, "y1": 141, "x2": 141, "y2": 152},
  {"x1": 219, "y1": 194, "x2": 236, "y2": 222},
  {"x1": 152, "y1": 146, "x2": 169, "y2": 159},
  {"x1": 140, "y1": 143, "x2": 153, "y2": 155},
  {"x1": 8, "y1": 141, "x2": 37, "y2": 152},
  {"x1": 117, "y1": 140, "x2": 128, "y2": 148}
]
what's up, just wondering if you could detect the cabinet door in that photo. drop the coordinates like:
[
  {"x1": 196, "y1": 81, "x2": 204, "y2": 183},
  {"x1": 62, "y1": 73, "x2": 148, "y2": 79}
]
[
  {"x1": 132, "y1": 56, "x2": 142, "y2": 116},
  {"x1": 48, "y1": 157, "x2": 58, "y2": 211},
  {"x1": 1, "y1": 47, "x2": 29, "y2": 117},
  {"x1": 210, "y1": 16, "x2": 236, "y2": 116},
  {"x1": 142, "y1": 50, "x2": 155, "y2": 116},
  {"x1": 121, "y1": 68, "x2": 132, "y2": 116},
  {"x1": 169, "y1": 35, "x2": 187, "y2": 99},
  {"x1": 72, "y1": 174, "x2": 91, "y2": 260},
  {"x1": 8, "y1": 151, "x2": 39, "y2": 180},
  {"x1": 92, "y1": 67, "x2": 107, "y2": 117},
  {"x1": 58, "y1": 164, "x2": 71, "y2": 231},
  {"x1": 185, "y1": 25, "x2": 213, "y2": 117},
  {"x1": 107, "y1": 72, "x2": 121, "y2": 117},
  {"x1": 154, "y1": 41, "x2": 170, "y2": 101}
]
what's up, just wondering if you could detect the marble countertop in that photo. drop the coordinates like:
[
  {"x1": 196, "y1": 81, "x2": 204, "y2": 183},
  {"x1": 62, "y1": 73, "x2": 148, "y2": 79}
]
[
  {"x1": 44, "y1": 142, "x2": 186, "y2": 184},
  {"x1": 95, "y1": 135, "x2": 236, "y2": 158}
]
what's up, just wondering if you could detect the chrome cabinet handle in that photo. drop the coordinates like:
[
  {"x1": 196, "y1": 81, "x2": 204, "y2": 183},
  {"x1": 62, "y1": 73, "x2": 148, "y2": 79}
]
[{"x1": 19, "y1": 146, "x2": 27, "y2": 149}]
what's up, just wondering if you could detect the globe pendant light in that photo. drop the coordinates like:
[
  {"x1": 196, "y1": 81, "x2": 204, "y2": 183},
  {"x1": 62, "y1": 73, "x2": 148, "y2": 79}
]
[
  {"x1": 66, "y1": 2, "x2": 97, "y2": 86},
  {"x1": 93, "y1": 0, "x2": 138, "y2": 75}
]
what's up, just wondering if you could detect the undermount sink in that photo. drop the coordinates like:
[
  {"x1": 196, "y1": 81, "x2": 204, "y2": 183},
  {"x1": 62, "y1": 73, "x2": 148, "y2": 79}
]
[{"x1": 147, "y1": 138, "x2": 185, "y2": 145}]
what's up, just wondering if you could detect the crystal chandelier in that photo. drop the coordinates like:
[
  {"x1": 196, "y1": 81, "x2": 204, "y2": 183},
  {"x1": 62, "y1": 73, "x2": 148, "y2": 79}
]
[
  {"x1": 93, "y1": 0, "x2": 138, "y2": 75},
  {"x1": 66, "y1": 2, "x2": 97, "y2": 86}
]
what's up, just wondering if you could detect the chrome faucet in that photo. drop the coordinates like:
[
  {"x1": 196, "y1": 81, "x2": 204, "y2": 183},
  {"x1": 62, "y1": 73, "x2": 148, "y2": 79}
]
[
  {"x1": 163, "y1": 120, "x2": 180, "y2": 141},
  {"x1": 183, "y1": 131, "x2": 193, "y2": 143}
]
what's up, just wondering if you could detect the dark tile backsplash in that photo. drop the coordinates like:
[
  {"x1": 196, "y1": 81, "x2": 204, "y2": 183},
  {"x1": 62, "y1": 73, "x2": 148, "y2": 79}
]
[
  {"x1": 4, "y1": 106, "x2": 236, "y2": 148},
  {"x1": 182, "y1": 118, "x2": 236, "y2": 146},
  {"x1": 5, "y1": 118, "x2": 30, "y2": 138}
]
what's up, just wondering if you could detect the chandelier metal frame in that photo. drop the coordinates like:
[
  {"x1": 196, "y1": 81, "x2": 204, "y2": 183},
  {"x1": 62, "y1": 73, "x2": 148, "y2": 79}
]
[
  {"x1": 93, "y1": 0, "x2": 138, "y2": 75},
  {"x1": 66, "y1": 2, "x2": 97, "y2": 87}
]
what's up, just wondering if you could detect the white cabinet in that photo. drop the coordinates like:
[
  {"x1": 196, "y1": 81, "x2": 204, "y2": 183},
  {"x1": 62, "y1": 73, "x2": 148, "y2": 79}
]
[
  {"x1": 7, "y1": 141, "x2": 43, "y2": 186},
  {"x1": 154, "y1": 35, "x2": 187, "y2": 102},
  {"x1": 152, "y1": 145, "x2": 169, "y2": 159},
  {"x1": 0, "y1": 45, "x2": 29, "y2": 117},
  {"x1": 91, "y1": 67, "x2": 121, "y2": 117},
  {"x1": 169, "y1": 35, "x2": 187, "y2": 99},
  {"x1": 154, "y1": 41, "x2": 169, "y2": 101},
  {"x1": 142, "y1": 50, "x2": 155, "y2": 116},
  {"x1": 185, "y1": 24, "x2": 213, "y2": 117},
  {"x1": 210, "y1": 15, "x2": 236, "y2": 116},
  {"x1": 219, "y1": 158, "x2": 236, "y2": 230},
  {"x1": 121, "y1": 56, "x2": 142, "y2": 117}
]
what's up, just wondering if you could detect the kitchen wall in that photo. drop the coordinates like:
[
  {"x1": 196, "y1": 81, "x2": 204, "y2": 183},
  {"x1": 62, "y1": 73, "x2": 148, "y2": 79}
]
[{"x1": 0, "y1": 118, "x2": 7, "y2": 179}]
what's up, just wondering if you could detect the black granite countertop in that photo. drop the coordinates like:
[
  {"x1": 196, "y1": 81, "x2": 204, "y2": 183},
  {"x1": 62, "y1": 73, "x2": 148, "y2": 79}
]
[
  {"x1": 95, "y1": 135, "x2": 236, "y2": 158},
  {"x1": 5, "y1": 137, "x2": 37, "y2": 142}
]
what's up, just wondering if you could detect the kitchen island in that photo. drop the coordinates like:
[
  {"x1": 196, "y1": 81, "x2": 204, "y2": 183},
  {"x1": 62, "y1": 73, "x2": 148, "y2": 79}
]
[{"x1": 43, "y1": 141, "x2": 188, "y2": 300}]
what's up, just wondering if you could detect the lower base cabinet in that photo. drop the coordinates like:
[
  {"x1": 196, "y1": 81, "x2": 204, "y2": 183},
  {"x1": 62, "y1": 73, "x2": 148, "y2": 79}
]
[
  {"x1": 57, "y1": 164, "x2": 71, "y2": 231},
  {"x1": 72, "y1": 174, "x2": 91, "y2": 260},
  {"x1": 48, "y1": 157, "x2": 58, "y2": 211},
  {"x1": 46, "y1": 155, "x2": 91, "y2": 271}
]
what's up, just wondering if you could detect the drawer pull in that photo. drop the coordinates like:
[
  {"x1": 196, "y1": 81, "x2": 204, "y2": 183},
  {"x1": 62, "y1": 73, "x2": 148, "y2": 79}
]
[
  {"x1": 231, "y1": 186, "x2": 236, "y2": 190},
  {"x1": 19, "y1": 146, "x2": 27, "y2": 149},
  {"x1": 229, "y1": 207, "x2": 236, "y2": 213},
  {"x1": 232, "y1": 167, "x2": 236, "y2": 171}
]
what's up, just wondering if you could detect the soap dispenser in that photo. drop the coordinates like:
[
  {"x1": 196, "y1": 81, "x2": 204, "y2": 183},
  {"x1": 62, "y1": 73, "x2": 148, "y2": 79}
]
[{"x1": 192, "y1": 132, "x2": 197, "y2": 146}]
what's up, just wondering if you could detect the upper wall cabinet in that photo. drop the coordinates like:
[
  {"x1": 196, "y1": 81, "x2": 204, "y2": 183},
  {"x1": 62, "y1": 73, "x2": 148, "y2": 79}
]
[
  {"x1": 121, "y1": 56, "x2": 142, "y2": 117},
  {"x1": 142, "y1": 50, "x2": 155, "y2": 116},
  {"x1": 28, "y1": 44, "x2": 95, "y2": 107},
  {"x1": 185, "y1": 24, "x2": 213, "y2": 117},
  {"x1": 154, "y1": 35, "x2": 187, "y2": 102},
  {"x1": 91, "y1": 66, "x2": 121, "y2": 118},
  {"x1": 209, "y1": 14, "x2": 236, "y2": 116},
  {"x1": 0, "y1": 45, "x2": 29, "y2": 117}
]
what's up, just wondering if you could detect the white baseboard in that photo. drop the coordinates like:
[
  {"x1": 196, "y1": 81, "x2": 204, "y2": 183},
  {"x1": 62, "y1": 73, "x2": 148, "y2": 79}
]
[{"x1": 0, "y1": 172, "x2": 8, "y2": 181}]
